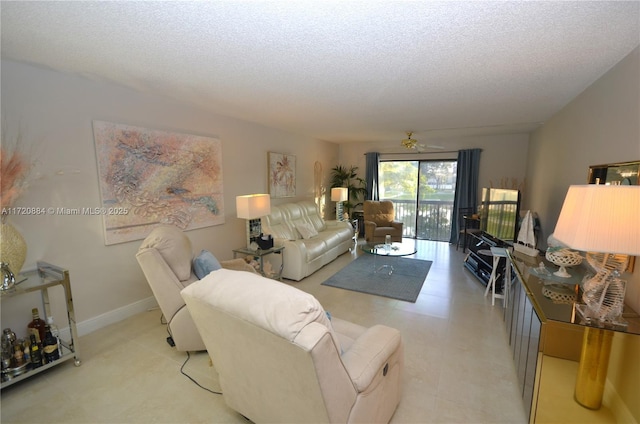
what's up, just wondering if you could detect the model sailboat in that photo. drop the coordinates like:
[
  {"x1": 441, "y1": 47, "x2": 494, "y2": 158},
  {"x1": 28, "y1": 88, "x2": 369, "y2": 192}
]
[{"x1": 513, "y1": 210, "x2": 539, "y2": 257}]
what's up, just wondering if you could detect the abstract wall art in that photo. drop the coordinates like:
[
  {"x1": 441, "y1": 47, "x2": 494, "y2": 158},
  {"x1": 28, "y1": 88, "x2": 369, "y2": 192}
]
[
  {"x1": 268, "y1": 152, "x2": 296, "y2": 198},
  {"x1": 93, "y1": 121, "x2": 224, "y2": 244}
]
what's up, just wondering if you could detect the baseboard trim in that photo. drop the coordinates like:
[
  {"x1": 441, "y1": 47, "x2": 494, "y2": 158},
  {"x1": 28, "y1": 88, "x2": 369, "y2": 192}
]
[{"x1": 58, "y1": 296, "x2": 158, "y2": 339}]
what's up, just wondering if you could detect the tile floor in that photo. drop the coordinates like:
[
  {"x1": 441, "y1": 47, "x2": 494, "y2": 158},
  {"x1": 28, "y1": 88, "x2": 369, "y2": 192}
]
[{"x1": 1, "y1": 240, "x2": 527, "y2": 423}]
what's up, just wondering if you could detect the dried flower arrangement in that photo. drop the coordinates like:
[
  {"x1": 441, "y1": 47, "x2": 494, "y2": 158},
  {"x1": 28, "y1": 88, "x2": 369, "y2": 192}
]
[{"x1": 1, "y1": 130, "x2": 33, "y2": 218}]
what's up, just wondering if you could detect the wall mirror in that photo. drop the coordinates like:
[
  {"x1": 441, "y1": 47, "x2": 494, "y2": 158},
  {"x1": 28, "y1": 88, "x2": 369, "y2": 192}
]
[
  {"x1": 588, "y1": 160, "x2": 640, "y2": 185},
  {"x1": 588, "y1": 160, "x2": 639, "y2": 273}
]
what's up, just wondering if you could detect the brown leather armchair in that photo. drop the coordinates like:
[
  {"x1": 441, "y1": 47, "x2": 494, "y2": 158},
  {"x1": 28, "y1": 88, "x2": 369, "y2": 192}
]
[{"x1": 363, "y1": 200, "x2": 403, "y2": 243}]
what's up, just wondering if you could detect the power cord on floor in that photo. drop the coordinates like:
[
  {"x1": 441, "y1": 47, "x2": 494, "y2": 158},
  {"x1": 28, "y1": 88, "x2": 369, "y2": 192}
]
[
  {"x1": 180, "y1": 351, "x2": 223, "y2": 395},
  {"x1": 156, "y1": 310, "x2": 222, "y2": 395}
]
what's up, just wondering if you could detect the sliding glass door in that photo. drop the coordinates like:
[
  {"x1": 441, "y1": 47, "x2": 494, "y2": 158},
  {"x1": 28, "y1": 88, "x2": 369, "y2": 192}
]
[{"x1": 379, "y1": 160, "x2": 457, "y2": 241}]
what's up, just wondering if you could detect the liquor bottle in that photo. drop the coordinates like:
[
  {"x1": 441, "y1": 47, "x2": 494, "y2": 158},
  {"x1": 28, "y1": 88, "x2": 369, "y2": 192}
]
[
  {"x1": 13, "y1": 344, "x2": 24, "y2": 367},
  {"x1": 28, "y1": 308, "x2": 46, "y2": 343},
  {"x1": 46, "y1": 316, "x2": 63, "y2": 356},
  {"x1": 29, "y1": 334, "x2": 42, "y2": 368},
  {"x1": 22, "y1": 338, "x2": 31, "y2": 365},
  {"x1": 42, "y1": 326, "x2": 60, "y2": 363}
]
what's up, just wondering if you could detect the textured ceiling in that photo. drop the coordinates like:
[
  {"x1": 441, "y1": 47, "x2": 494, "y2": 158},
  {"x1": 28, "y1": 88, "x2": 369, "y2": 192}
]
[{"x1": 2, "y1": 1, "x2": 639, "y2": 145}]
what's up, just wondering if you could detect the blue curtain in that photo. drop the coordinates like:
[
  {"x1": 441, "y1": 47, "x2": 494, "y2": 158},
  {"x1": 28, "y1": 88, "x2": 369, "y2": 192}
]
[
  {"x1": 449, "y1": 149, "x2": 482, "y2": 243},
  {"x1": 365, "y1": 152, "x2": 380, "y2": 200}
]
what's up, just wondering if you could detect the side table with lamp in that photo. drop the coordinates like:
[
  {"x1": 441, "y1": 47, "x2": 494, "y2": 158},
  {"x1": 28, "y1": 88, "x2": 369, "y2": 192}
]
[
  {"x1": 235, "y1": 193, "x2": 284, "y2": 280},
  {"x1": 331, "y1": 187, "x2": 348, "y2": 222},
  {"x1": 236, "y1": 193, "x2": 271, "y2": 250},
  {"x1": 552, "y1": 184, "x2": 640, "y2": 410}
]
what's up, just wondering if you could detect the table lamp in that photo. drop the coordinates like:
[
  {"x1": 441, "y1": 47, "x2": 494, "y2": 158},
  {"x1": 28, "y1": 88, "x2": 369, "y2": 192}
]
[
  {"x1": 331, "y1": 187, "x2": 348, "y2": 221},
  {"x1": 236, "y1": 194, "x2": 271, "y2": 249},
  {"x1": 552, "y1": 184, "x2": 640, "y2": 409}
]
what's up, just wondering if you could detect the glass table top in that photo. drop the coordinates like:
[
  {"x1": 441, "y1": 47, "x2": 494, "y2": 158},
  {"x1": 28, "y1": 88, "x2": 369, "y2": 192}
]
[{"x1": 361, "y1": 239, "x2": 417, "y2": 257}]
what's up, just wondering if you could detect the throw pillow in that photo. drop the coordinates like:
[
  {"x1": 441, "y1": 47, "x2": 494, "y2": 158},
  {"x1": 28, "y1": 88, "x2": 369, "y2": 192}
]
[
  {"x1": 296, "y1": 222, "x2": 318, "y2": 239},
  {"x1": 193, "y1": 249, "x2": 222, "y2": 279}
]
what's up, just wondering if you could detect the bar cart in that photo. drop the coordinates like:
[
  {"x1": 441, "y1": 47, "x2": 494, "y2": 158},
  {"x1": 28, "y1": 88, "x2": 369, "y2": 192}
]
[{"x1": 1, "y1": 261, "x2": 81, "y2": 388}]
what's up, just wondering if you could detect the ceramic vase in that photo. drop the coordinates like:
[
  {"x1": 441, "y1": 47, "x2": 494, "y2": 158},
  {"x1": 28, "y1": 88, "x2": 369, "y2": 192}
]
[{"x1": 0, "y1": 220, "x2": 27, "y2": 274}]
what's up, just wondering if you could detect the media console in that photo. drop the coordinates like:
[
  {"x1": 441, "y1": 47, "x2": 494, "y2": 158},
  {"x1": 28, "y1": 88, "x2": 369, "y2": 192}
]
[{"x1": 463, "y1": 231, "x2": 510, "y2": 289}]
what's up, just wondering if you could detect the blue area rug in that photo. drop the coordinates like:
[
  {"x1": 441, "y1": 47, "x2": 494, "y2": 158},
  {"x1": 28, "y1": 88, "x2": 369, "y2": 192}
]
[{"x1": 321, "y1": 255, "x2": 432, "y2": 302}]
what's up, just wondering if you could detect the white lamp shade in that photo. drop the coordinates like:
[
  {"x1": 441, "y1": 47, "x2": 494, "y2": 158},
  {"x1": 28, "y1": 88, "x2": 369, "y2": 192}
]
[
  {"x1": 331, "y1": 187, "x2": 348, "y2": 202},
  {"x1": 553, "y1": 185, "x2": 640, "y2": 255},
  {"x1": 236, "y1": 194, "x2": 271, "y2": 219}
]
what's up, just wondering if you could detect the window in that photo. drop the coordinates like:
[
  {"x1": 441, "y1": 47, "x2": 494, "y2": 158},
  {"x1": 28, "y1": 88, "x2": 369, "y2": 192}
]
[{"x1": 379, "y1": 160, "x2": 457, "y2": 241}]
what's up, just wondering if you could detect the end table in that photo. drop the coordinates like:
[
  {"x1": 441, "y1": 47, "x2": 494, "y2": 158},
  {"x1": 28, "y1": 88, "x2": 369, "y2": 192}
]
[{"x1": 232, "y1": 246, "x2": 285, "y2": 280}]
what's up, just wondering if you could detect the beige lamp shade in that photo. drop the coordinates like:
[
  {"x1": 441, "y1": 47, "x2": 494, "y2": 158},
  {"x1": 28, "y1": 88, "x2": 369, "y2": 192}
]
[
  {"x1": 553, "y1": 185, "x2": 640, "y2": 255},
  {"x1": 236, "y1": 194, "x2": 271, "y2": 219},
  {"x1": 331, "y1": 187, "x2": 348, "y2": 202}
]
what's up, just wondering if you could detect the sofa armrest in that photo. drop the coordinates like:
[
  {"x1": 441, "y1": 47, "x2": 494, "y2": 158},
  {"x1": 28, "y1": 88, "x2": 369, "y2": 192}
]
[
  {"x1": 221, "y1": 258, "x2": 257, "y2": 273},
  {"x1": 325, "y1": 220, "x2": 353, "y2": 231},
  {"x1": 340, "y1": 325, "x2": 402, "y2": 392},
  {"x1": 391, "y1": 221, "x2": 403, "y2": 230},
  {"x1": 364, "y1": 220, "x2": 377, "y2": 231}
]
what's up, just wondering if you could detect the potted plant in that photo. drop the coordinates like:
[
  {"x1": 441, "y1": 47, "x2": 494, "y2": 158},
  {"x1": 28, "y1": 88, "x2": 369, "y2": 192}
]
[{"x1": 330, "y1": 165, "x2": 367, "y2": 218}]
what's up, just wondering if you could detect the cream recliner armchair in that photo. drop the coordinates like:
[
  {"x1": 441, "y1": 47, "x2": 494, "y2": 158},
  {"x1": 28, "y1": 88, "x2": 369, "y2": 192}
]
[
  {"x1": 181, "y1": 268, "x2": 404, "y2": 423},
  {"x1": 136, "y1": 225, "x2": 255, "y2": 352}
]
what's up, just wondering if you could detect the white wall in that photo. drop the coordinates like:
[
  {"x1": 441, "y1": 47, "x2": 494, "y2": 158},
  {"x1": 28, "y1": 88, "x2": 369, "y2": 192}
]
[
  {"x1": 526, "y1": 46, "x2": 640, "y2": 311},
  {"x1": 1, "y1": 61, "x2": 339, "y2": 335},
  {"x1": 525, "y1": 46, "x2": 639, "y2": 420}
]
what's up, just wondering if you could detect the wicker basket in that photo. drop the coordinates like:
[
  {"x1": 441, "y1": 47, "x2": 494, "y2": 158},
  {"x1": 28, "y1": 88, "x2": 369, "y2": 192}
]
[{"x1": 545, "y1": 248, "x2": 582, "y2": 278}]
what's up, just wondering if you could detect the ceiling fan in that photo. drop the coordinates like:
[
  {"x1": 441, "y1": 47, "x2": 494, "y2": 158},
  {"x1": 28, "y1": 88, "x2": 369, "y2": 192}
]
[{"x1": 400, "y1": 132, "x2": 444, "y2": 151}]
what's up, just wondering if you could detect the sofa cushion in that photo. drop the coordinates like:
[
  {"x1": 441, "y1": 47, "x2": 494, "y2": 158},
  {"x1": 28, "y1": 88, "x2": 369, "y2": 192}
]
[
  {"x1": 303, "y1": 237, "x2": 328, "y2": 261},
  {"x1": 193, "y1": 249, "x2": 222, "y2": 279},
  {"x1": 299, "y1": 200, "x2": 327, "y2": 232},
  {"x1": 262, "y1": 207, "x2": 299, "y2": 240},
  {"x1": 182, "y1": 268, "x2": 341, "y2": 352},
  {"x1": 281, "y1": 203, "x2": 309, "y2": 234},
  {"x1": 296, "y1": 222, "x2": 318, "y2": 239},
  {"x1": 138, "y1": 225, "x2": 193, "y2": 281}
]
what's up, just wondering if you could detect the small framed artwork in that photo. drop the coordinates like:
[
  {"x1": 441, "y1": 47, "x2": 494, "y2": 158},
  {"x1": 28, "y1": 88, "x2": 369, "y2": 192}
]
[{"x1": 268, "y1": 152, "x2": 296, "y2": 198}]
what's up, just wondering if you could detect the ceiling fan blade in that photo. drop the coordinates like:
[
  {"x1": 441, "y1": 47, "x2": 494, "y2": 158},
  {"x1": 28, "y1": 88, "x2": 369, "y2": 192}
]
[{"x1": 413, "y1": 143, "x2": 445, "y2": 151}]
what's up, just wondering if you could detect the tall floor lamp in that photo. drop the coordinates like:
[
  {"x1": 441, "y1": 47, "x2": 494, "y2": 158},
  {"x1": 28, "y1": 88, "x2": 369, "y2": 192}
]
[
  {"x1": 553, "y1": 184, "x2": 640, "y2": 409},
  {"x1": 236, "y1": 194, "x2": 271, "y2": 249},
  {"x1": 331, "y1": 187, "x2": 348, "y2": 221}
]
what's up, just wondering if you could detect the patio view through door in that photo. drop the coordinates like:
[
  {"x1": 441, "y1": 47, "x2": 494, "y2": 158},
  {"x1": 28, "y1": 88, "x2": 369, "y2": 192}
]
[{"x1": 379, "y1": 160, "x2": 457, "y2": 241}]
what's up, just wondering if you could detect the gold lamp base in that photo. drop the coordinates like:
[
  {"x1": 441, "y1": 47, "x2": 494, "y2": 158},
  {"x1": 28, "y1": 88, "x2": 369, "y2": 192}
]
[{"x1": 574, "y1": 327, "x2": 613, "y2": 409}]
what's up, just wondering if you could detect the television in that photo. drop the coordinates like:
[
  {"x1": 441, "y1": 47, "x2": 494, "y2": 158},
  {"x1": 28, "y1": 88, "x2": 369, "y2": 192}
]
[{"x1": 479, "y1": 188, "x2": 521, "y2": 242}]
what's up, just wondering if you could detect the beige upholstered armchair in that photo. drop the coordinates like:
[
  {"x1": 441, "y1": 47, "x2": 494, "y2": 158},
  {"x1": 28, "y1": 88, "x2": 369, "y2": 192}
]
[
  {"x1": 363, "y1": 200, "x2": 404, "y2": 243},
  {"x1": 182, "y1": 269, "x2": 404, "y2": 423},
  {"x1": 136, "y1": 225, "x2": 255, "y2": 352}
]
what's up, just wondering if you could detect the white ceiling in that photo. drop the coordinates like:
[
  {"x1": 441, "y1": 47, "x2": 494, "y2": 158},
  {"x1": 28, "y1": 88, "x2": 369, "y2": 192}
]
[{"x1": 2, "y1": 1, "x2": 639, "y2": 145}]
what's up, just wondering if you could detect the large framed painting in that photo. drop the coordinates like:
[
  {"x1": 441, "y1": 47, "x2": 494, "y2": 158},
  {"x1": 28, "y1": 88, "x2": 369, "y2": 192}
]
[
  {"x1": 93, "y1": 121, "x2": 225, "y2": 245},
  {"x1": 268, "y1": 152, "x2": 296, "y2": 198}
]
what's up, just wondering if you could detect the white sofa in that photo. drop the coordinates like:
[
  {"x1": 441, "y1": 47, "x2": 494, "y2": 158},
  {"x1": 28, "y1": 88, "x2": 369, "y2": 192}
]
[
  {"x1": 181, "y1": 268, "x2": 404, "y2": 423},
  {"x1": 261, "y1": 200, "x2": 354, "y2": 281}
]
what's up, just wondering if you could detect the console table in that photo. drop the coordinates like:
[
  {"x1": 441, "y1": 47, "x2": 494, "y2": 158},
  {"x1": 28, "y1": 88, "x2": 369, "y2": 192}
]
[{"x1": 506, "y1": 250, "x2": 639, "y2": 423}]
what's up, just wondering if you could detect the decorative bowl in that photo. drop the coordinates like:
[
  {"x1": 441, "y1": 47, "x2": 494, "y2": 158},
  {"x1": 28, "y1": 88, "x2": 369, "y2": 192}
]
[{"x1": 545, "y1": 248, "x2": 582, "y2": 278}]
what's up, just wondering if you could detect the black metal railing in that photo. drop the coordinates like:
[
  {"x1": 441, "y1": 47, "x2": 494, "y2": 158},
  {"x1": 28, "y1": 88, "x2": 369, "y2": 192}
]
[{"x1": 387, "y1": 199, "x2": 454, "y2": 242}]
